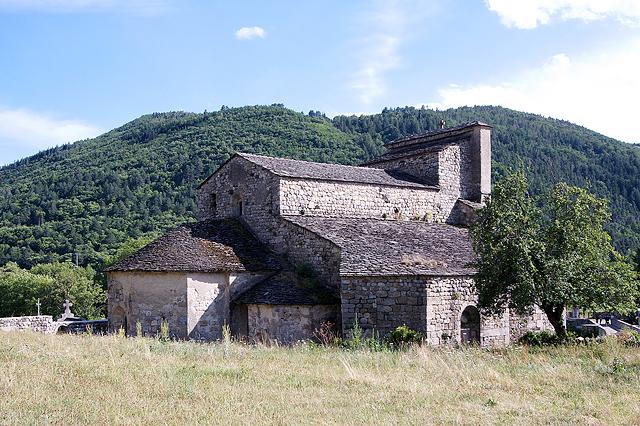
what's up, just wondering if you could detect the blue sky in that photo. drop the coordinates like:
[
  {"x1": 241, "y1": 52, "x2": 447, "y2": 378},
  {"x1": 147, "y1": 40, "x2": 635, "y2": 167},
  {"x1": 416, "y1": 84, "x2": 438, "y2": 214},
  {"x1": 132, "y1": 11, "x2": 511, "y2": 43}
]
[{"x1": 1, "y1": 0, "x2": 639, "y2": 165}]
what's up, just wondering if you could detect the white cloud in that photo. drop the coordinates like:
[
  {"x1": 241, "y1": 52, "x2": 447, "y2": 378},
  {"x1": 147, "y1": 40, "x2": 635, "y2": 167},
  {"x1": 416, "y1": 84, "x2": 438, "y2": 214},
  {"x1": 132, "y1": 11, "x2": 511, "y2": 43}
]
[
  {"x1": 235, "y1": 26, "x2": 266, "y2": 41},
  {"x1": 0, "y1": 0, "x2": 170, "y2": 14},
  {"x1": 349, "y1": 0, "x2": 435, "y2": 105},
  {"x1": 0, "y1": 108, "x2": 102, "y2": 151},
  {"x1": 422, "y1": 38, "x2": 640, "y2": 143},
  {"x1": 485, "y1": 0, "x2": 640, "y2": 29}
]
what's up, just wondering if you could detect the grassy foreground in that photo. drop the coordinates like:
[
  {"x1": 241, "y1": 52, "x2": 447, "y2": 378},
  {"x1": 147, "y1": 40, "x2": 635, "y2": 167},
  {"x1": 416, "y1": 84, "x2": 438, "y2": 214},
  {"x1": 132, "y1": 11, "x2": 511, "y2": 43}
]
[{"x1": 0, "y1": 332, "x2": 639, "y2": 425}]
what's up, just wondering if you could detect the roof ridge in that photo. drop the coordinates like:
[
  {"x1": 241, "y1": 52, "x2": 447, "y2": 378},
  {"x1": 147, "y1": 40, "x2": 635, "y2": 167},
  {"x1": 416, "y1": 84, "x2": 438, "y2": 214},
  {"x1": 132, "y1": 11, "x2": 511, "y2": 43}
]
[
  {"x1": 386, "y1": 121, "x2": 491, "y2": 146},
  {"x1": 237, "y1": 152, "x2": 377, "y2": 171}
]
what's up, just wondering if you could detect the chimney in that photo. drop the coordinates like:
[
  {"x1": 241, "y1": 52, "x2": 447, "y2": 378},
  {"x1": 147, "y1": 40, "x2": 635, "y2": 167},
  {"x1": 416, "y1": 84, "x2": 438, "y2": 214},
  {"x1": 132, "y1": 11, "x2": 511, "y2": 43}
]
[{"x1": 468, "y1": 123, "x2": 492, "y2": 202}]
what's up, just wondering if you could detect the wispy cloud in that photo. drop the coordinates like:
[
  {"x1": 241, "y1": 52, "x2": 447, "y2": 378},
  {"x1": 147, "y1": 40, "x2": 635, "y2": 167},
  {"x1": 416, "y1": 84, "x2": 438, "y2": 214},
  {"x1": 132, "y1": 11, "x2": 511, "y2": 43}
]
[
  {"x1": 422, "y1": 37, "x2": 640, "y2": 143},
  {"x1": 235, "y1": 26, "x2": 266, "y2": 41},
  {"x1": 0, "y1": 0, "x2": 171, "y2": 15},
  {"x1": 0, "y1": 107, "x2": 102, "y2": 152},
  {"x1": 349, "y1": 0, "x2": 435, "y2": 106},
  {"x1": 485, "y1": 0, "x2": 640, "y2": 29}
]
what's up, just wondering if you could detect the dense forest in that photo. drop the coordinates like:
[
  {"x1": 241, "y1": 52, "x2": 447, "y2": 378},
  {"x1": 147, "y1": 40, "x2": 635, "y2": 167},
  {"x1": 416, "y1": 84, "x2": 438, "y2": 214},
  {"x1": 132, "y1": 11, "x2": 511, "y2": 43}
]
[{"x1": 1, "y1": 104, "x2": 639, "y2": 275}]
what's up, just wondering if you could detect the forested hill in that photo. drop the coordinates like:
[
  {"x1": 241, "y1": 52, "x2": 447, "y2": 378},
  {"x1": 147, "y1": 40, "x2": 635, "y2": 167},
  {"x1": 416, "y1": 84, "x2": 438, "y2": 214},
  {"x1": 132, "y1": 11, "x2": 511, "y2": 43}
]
[{"x1": 1, "y1": 104, "x2": 639, "y2": 270}]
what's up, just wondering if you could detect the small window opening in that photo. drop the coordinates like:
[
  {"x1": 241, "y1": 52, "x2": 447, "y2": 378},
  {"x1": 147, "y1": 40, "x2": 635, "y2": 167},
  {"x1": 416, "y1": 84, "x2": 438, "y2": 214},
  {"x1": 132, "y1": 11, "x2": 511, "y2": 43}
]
[
  {"x1": 210, "y1": 193, "x2": 217, "y2": 215},
  {"x1": 232, "y1": 194, "x2": 243, "y2": 217}
]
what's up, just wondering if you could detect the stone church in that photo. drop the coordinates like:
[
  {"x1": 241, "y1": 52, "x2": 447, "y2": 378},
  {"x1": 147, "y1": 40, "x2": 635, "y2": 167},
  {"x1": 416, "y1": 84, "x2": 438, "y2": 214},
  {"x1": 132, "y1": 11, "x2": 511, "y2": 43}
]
[{"x1": 106, "y1": 122, "x2": 550, "y2": 345}]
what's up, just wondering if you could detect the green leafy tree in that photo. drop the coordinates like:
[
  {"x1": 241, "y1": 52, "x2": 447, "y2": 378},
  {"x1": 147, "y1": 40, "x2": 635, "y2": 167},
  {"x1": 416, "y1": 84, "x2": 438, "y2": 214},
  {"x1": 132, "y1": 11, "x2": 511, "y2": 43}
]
[
  {"x1": 0, "y1": 263, "x2": 53, "y2": 317},
  {"x1": 0, "y1": 262, "x2": 105, "y2": 319},
  {"x1": 470, "y1": 171, "x2": 639, "y2": 339}
]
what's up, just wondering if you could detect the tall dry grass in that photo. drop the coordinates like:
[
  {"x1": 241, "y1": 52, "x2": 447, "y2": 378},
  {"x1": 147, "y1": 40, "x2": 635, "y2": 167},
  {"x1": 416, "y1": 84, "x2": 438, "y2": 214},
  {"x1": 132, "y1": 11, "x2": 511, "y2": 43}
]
[{"x1": 0, "y1": 332, "x2": 638, "y2": 425}]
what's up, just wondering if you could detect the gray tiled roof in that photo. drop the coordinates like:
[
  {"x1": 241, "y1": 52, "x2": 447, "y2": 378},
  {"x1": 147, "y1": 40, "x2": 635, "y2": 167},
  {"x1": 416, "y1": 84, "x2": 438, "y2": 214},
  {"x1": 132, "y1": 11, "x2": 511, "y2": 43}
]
[
  {"x1": 285, "y1": 217, "x2": 476, "y2": 276},
  {"x1": 237, "y1": 153, "x2": 436, "y2": 189},
  {"x1": 234, "y1": 271, "x2": 339, "y2": 305},
  {"x1": 105, "y1": 219, "x2": 280, "y2": 273}
]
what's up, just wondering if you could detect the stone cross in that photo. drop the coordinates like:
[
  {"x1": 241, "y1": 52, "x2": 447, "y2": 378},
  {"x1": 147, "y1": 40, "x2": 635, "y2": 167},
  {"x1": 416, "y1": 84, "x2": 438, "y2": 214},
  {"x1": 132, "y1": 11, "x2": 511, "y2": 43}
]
[
  {"x1": 57, "y1": 299, "x2": 76, "y2": 321},
  {"x1": 36, "y1": 299, "x2": 41, "y2": 316},
  {"x1": 63, "y1": 299, "x2": 73, "y2": 315}
]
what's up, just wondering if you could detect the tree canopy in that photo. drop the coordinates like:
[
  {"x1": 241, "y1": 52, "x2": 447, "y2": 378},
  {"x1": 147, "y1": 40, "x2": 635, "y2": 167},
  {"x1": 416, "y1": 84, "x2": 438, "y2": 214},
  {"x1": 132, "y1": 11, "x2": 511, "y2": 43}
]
[
  {"x1": 470, "y1": 171, "x2": 639, "y2": 338},
  {"x1": 0, "y1": 262, "x2": 105, "y2": 319}
]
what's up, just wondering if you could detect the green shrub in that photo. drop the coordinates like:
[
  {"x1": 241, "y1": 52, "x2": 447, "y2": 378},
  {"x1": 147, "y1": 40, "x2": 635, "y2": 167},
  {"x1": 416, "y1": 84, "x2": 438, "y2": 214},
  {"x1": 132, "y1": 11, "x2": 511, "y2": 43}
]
[
  {"x1": 387, "y1": 325, "x2": 422, "y2": 347},
  {"x1": 518, "y1": 330, "x2": 561, "y2": 346}
]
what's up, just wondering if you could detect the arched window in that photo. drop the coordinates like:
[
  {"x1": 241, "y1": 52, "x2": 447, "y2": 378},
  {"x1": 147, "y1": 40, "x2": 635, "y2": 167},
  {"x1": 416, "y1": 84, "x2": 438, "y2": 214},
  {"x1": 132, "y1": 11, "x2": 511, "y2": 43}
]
[
  {"x1": 232, "y1": 194, "x2": 243, "y2": 217},
  {"x1": 460, "y1": 305, "x2": 480, "y2": 344}
]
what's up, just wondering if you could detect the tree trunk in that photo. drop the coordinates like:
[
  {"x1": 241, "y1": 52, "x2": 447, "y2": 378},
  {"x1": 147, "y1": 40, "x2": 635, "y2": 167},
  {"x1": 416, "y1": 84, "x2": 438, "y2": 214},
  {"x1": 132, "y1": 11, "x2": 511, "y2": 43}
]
[{"x1": 541, "y1": 303, "x2": 567, "y2": 341}]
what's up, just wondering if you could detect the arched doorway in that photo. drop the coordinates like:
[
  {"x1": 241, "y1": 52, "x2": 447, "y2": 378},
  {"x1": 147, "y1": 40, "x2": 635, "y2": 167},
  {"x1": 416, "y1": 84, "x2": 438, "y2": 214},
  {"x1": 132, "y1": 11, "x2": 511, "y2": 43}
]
[{"x1": 460, "y1": 305, "x2": 480, "y2": 344}]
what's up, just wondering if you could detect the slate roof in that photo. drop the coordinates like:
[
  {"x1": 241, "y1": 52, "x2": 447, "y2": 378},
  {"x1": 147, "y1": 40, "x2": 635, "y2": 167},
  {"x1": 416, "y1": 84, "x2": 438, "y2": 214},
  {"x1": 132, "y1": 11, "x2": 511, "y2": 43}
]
[
  {"x1": 236, "y1": 153, "x2": 436, "y2": 189},
  {"x1": 285, "y1": 217, "x2": 476, "y2": 276},
  {"x1": 105, "y1": 219, "x2": 280, "y2": 273},
  {"x1": 234, "y1": 271, "x2": 339, "y2": 305}
]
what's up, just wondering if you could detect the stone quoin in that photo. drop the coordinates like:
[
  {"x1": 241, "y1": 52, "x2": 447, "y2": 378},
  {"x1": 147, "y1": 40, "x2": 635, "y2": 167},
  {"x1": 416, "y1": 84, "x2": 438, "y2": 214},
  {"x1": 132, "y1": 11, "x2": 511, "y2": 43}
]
[{"x1": 106, "y1": 122, "x2": 551, "y2": 345}]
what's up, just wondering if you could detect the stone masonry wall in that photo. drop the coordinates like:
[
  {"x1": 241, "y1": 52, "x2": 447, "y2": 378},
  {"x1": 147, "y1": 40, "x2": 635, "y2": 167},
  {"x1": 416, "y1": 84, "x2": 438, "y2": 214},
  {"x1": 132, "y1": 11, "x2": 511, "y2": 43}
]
[
  {"x1": 341, "y1": 275, "x2": 516, "y2": 347},
  {"x1": 509, "y1": 307, "x2": 554, "y2": 342},
  {"x1": 367, "y1": 150, "x2": 440, "y2": 185},
  {"x1": 425, "y1": 276, "x2": 509, "y2": 347},
  {"x1": 187, "y1": 272, "x2": 268, "y2": 341},
  {"x1": 0, "y1": 316, "x2": 55, "y2": 333},
  {"x1": 247, "y1": 304, "x2": 338, "y2": 344},
  {"x1": 197, "y1": 156, "x2": 280, "y2": 222},
  {"x1": 279, "y1": 178, "x2": 446, "y2": 222},
  {"x1": 108, "y1": 271, "x2": 188, "y2": 338},
  {"x1": 278, "y1": 146, "x2": 463, "y2": 225},
  {"x1": 341, "y1": 276, "x2": 428, "y2": 337},
  {"x1": 186, "y1": 272, "x2": 227, "y2": 341}
]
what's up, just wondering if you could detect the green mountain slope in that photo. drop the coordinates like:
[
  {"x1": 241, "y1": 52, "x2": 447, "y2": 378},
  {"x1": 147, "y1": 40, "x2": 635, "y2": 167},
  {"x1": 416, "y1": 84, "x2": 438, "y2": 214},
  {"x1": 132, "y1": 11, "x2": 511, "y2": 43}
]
[{"x1": 1, "y1": 104, "x2": 638, "y2": 270}]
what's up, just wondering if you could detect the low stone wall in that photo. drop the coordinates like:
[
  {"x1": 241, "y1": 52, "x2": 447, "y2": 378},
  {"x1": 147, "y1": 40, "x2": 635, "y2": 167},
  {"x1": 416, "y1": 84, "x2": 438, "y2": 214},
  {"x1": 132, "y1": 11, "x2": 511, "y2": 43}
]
[
  {"x1": 0, "y1": 316, "x2": 55, "y2": 333},
  {"x1": 509, "y1": 307, "x2": 554, "y2": 342}
]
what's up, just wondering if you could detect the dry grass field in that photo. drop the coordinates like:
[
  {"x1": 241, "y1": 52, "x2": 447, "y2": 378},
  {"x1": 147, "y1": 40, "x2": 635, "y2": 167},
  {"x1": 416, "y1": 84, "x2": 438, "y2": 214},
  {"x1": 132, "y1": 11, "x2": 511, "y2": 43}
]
[{"x1": 0, "y1": 332, "x2": 639, "y2": 425}]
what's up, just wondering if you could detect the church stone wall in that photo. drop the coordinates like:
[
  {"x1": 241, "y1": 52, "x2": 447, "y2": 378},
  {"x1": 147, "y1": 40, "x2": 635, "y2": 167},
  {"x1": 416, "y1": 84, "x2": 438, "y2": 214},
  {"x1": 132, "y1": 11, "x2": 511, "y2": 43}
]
[
  {"x1": 246, "y1": 304, "x2": 338, "y2": 344},
  {"x1": 341, "y1": 275, "x2": 515, "y2": 347},
  {"x1": 186, "y1": 273, "x2": 228, "y2": 341},
  {"x1": 186, "y1": 272, "x2": 269, "y2": 341},
  {"x1": 366, "y1": 149, "x2": 440, "y2": 186},
  {"x1": 341, "y1": 276, "x2": 428, "y2": 337},
  {"x1": 197, "y1": 156, "x2": 281, "y2": 223},
  {"x1": 271, "y1": 220, "x2": 342, "y2": 289},
  {"x1": 279, "y1": 179, "x2": 444, "y2": 222},
  {"x1": 424, "y1": 276, "x2": 519, "y2": 347},
  {"x1": 278, "y1": 145, "x2": 463, "y2": 224},
  {"x1": 108, "y1": 270, "x2": 271, "y2": 341},
  {"x1": 107, "y1": 271, "x2": 188, "y2": 338}
]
